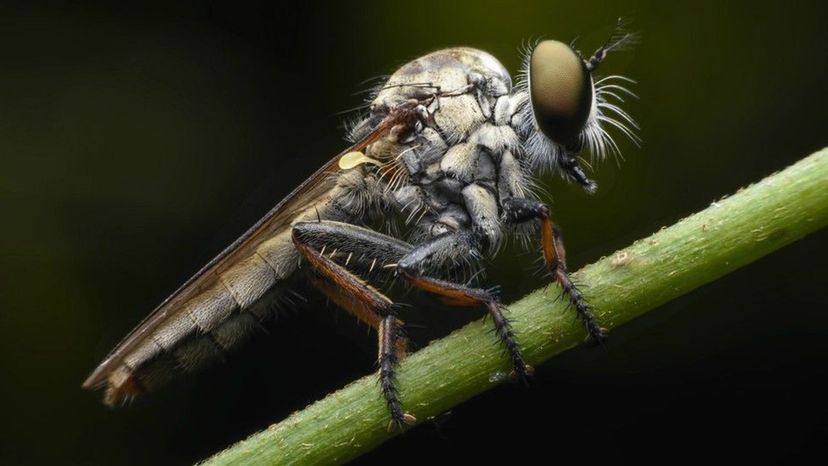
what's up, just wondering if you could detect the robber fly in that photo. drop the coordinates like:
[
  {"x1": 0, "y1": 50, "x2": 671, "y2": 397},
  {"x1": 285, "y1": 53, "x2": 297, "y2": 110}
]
[{"x1": 84, "y1": 22, "x2": 638, "y2": 430}]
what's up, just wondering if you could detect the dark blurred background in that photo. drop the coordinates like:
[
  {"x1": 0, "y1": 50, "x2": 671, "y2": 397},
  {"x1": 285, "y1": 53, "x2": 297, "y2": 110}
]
[{"x1": 1, "y1": 1, "x2": 826, "y2": 464}]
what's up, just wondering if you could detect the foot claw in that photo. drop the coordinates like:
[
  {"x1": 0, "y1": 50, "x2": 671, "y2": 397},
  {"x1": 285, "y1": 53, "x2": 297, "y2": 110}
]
[
  {"x1": 387, "y1": 413, "x2": 417, "y2": 432},
  {"x1": 509, "y1": 365, "x2": 534, "y2": 385}
]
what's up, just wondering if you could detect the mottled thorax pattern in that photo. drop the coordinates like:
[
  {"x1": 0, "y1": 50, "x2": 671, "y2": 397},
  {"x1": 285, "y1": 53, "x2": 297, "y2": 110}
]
[{"x1": 358, "y1": 48, "x2": 530, "y2": 248}]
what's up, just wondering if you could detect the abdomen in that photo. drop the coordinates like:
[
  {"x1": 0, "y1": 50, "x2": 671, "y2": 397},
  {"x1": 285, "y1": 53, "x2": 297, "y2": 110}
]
[{"x1": 92, "y1": 169, "x2": 375, "y2": 405}]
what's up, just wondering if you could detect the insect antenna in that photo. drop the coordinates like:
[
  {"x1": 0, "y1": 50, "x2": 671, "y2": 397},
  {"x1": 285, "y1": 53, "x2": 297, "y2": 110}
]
[{"x1": 585, "y1": 17, "x2": 640, "y2": 72}]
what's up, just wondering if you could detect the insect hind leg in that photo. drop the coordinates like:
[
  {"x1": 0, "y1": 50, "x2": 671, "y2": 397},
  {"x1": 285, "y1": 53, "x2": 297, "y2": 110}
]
[{"x1": 291, "y1": 221, "x2": 416, "y2": 430}]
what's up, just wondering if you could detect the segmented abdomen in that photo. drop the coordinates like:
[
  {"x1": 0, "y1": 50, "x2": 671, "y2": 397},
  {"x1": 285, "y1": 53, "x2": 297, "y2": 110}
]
[
  {"x1": 97, "y1": 168, "x2": 382, "y2": 405},
  {"x1": 103, "y1": 229, "x2": 299, "y2": 405}
]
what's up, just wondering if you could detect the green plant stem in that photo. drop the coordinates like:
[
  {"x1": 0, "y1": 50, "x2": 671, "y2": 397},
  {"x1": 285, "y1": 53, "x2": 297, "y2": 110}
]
[{"x1": 203, "y1": 148, "x2": 828, "y2": 466}]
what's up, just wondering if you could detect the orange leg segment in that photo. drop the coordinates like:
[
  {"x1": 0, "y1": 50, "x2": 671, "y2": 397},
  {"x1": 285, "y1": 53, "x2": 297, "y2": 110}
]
[{"x1": 503, "y1": 198, "x2": 606, "y2": 343}]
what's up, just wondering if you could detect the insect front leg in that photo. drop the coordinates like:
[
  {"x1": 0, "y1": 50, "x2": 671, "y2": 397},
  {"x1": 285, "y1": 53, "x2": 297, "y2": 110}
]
[
  {"x1": 396, "y1": 230, "x2": 532, "y2": 384},
  {"x1": 291, "y1": 221, "x2": 416, "y2": 431},
  {"x1": 501, "y1": 198, "x2": 606, "y2": 343}
]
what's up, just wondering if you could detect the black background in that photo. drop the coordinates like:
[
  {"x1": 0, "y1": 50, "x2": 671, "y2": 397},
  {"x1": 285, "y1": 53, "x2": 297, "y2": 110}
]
[{"x1": 1, "y1": 1, "x2": 826, "y2": 464}]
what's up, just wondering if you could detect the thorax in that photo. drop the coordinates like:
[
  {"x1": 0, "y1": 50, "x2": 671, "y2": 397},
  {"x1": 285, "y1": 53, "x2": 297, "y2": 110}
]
[{"x1": 357, "y1": 48, "x2": 519, "y2": 237}]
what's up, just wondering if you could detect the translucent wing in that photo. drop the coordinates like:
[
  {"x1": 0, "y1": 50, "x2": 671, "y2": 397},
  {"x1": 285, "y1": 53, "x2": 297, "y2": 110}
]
[{"x1": 83, "y1": 112, "x2": 405, "y2": 403}]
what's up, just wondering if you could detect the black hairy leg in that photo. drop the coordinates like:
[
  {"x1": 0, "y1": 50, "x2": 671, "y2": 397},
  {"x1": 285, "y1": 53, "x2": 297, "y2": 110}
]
[
  {"x1": 294, "y1": 221, "x2": 532, "y2": 388},
  {"x1": 378, "y1": 314, "x2": 413, "y2": 432},
  {"x1": 396, "y1": 231, "x2": 533, "y2": 384},
  {"x1": 291, "y1": 222, "x2": 416, "y2": 430},
  {"x1": 502, "y1": 198, "x2": 606, "y2": 344}
]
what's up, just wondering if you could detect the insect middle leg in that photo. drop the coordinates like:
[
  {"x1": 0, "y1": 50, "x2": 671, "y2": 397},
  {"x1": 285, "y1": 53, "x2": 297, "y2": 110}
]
[
  {"x1": 396, "y1": 230, "x2": 532, "y2": 383},
  {"x1": 293, "y1": 221, "x2": 532, "y2": 409},
  {"x1": 502, "y1": 198, "x2": 606, "y2": 343}
]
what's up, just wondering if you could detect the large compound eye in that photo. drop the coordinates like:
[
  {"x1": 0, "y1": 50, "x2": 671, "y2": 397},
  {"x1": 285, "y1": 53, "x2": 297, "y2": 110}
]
[{"x1": 529, "y1": 40, "x2": 593, "y2": 145}]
